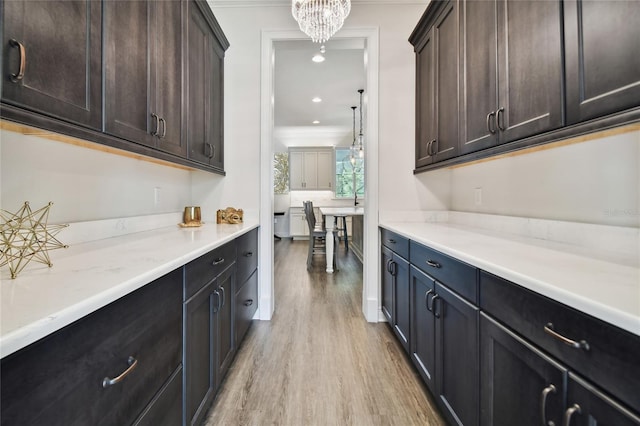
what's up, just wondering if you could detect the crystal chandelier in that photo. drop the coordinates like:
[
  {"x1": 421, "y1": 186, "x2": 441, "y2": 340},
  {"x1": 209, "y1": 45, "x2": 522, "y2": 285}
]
[{"x1": 292, "y1": 0, "x2": 352, "y2": 43}]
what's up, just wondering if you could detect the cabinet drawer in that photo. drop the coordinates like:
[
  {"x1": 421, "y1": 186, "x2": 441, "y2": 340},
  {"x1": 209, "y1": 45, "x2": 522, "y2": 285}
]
[
  {"x1": 133, "y1": 365, "x2": 183, "y2": 426},
  {"x1": 1, "y1": 269, "x2": 183, "y2": 426},
  {"x1": 480, "y1": 271, "x2": 640, "y2": 414},
  {"x1": 185, "y1": 240, "x2": 237, "y2": 299},
  {"x1": 380, "y1": 228, "x2": 409, "y2": 259},
  {"x1": 235, "y1": 270, "x2": 258, "y2": 346},
  {"x1": 410, "y1": 240, "x2": 478, "y2": 303},
  {"x1": 237, "y1": 228, "x2": 258, "y2": 284}
]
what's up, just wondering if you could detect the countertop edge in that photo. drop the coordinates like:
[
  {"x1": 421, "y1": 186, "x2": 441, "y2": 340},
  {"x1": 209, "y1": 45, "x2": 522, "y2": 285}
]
[
  {"x1": 0, "y1": 222, "x2": 259, "y2": 359},
  {"x1": 379, "y1": 222, "x2": 640, "y2": 337}
]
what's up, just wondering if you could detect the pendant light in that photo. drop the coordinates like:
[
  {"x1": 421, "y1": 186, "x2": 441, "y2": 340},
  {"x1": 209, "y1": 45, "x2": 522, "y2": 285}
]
[
  {"x1": 357, "y1": 89, "x2": 364, "y2": 158},
  {"x1": 350, "y1": 106, "x2": 357, "y2": 165}
]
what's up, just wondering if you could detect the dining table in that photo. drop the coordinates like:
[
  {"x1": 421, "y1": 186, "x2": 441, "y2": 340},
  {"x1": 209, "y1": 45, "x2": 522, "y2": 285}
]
[{"x1": 319, "y1": 206, "x2": 364, "y2": 273}]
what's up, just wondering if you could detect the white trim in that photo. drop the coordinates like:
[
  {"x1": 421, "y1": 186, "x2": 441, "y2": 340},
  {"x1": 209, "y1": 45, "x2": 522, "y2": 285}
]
[{"x1": 260, "y1": 27, "x2": 381, "y2": 322}]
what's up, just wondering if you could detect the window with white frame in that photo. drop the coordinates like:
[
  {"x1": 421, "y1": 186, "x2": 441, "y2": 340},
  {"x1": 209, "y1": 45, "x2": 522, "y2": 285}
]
[{"x1": 335, "y1": 148, "x2": 364, "y2": 198}]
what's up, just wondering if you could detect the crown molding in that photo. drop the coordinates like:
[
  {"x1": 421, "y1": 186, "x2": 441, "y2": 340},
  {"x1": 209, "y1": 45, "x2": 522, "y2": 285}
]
[{"x1": 210, "y1": 0, "x2": 428, "y2": 8}]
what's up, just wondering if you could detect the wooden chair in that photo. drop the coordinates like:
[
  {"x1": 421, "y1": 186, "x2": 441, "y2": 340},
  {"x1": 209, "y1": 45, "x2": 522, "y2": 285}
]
[{"x1": 303, "y1": 201, "x2": 337, "y2": 271}]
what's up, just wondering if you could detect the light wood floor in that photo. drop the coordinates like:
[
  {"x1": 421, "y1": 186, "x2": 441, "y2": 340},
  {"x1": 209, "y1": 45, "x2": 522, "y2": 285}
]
[{"x1": 204, "y1": 239, "x2": 445, "y2": 425}]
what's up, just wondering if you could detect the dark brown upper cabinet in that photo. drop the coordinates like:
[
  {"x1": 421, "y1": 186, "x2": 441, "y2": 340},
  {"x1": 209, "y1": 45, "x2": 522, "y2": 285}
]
[
  {"x1": 459, "y1": 0, "x2": 564, "y2": 155},
  {"x1": 104, "y1": 0, "x2": 186, "y2": 157},
  {"x1": 186, "y1": 0, "x2": 228, "y2": 173},
  {"x1": 564, "y1": 0, "x2": 640, "y2": 125},
  {"x1": 1, "y1": 0, "x2": 102, "y2": 129},
  {"x1": 412, "y1": 1, "x2": 459, "y2": 168},
  {"x1": 413, "y1": 0, "x2": 639, "y2": 173}
]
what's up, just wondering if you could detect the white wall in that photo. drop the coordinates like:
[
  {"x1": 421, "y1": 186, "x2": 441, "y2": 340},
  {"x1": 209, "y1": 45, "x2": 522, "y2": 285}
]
[
  {"x1": 0, "y1": 129, "x2": 192, "y2": 224},
  {"x1": 445, "y1": 129, "x2": 640, "y2": 228},
  {"x1": 206, "y1": 2, "x2": 443, "y2": 219}
]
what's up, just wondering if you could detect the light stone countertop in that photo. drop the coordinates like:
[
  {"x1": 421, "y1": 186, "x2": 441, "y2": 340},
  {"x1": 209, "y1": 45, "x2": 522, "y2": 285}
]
[
  {"x1": 380, "y1": 221, "x2": 640, "y2": 337},
  {"x1": 0, "y1": 221, "x2": 259, "y2": 358}
]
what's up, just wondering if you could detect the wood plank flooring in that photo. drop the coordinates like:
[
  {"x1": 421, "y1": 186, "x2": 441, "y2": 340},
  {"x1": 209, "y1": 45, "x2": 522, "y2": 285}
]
[{"x1": 204, "y1": 239, "x2": 445, "y2": 425}]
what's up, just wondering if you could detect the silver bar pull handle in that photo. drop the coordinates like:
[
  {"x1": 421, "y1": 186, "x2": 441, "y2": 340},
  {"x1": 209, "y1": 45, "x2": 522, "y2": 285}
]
[
  {"x1": 562, "y1": 404, "x2": 581, "y2": 426},
  {"x1": 425, "y1": 289, "x2": 435, "y2": 312},
  {"x1": 432, "y1": 294, "x2": 441, "y2": 318},
  {"x1": 219, "y1": 285, "x2": 226, "y2": 309},
  {"x1": 102, "y1": 356, "x2": 138, "y2": 388},
  {"x1": 150, "y1": 113, "x2": 159, "y2": 136},
  {"x1": 9, "y1": 39, "x2": 26, "y2": 82},
  {"x1": 243, "y1": 299, "x2": 253, "y2": 307},
  {"x1": 426, "y1": 260, "x2": 441, "y2": 269},
  {"x1": 544, "y1": 323, "x2": 590, "y2": 351},
  {"x1": 540, "y1": 384, "x2": 557, "y2": 426},
  {"x1": 497, "y1": 107, "x2": 506, "y2": 131},
  {"x1": 386, "y1": 239, "x2": 396, "y2": 244},
  {"x1": 486, "y1": 111, "x2": 496, "y2": 134},
  {"x1": 212, "y1": 258, "x2": 225, "y2": 266},
  {"x1": 158, "y1": 117, "x2": 166, "y2": 139},
  {"x1": 244, "y1": 252, "x2": 253, "y2": 257}
]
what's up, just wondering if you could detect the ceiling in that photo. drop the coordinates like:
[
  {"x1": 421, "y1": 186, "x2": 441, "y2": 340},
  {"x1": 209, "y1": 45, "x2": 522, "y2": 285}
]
[{"x1": 274, "y1": 39, "x2": 365, "y2": 134}]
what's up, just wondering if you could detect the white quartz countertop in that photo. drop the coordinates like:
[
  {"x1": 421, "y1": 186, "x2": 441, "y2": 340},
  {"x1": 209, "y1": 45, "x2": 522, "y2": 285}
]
[
  {"x1": 380, "y1": 221, "x2": 640, "y2": 336},
  {"x1": 319, "y1": 206, "x2": 364, "y2": 216},
  {"x1": 0, "y1": 221, "x2": 259, "y2": 358}
]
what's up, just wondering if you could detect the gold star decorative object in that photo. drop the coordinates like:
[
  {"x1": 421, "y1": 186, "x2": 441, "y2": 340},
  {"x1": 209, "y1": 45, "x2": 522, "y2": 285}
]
[{"x1": 1, "y1": 202, "x2": 69, "y2": 279}]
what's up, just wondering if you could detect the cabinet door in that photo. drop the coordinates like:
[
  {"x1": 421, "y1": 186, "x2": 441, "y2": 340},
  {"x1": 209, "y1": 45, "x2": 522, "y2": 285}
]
[
  {"x1": 480, "y1": 313, "x2": 566, "y2": 426},
  {"x1": 410, "y1": 265, "x2": 437, "y2": 394},
  {"x1": 152, "y1": 0, "x2": 185, "y2": 156},
  {"x1": 303, "y1": 151, "x2": 318, "y2": 189},
  {"x1": 432, "y1": 1, "x2": 459, "y2": 163},
  {"x1": 289, "y1": 151, "x2": 305, "y2": 190},
  {"x1": 564, "y1": 373, "x2": 640, "y2": 426},
  {"x1": 415, "y1": 27, "x2": 435, "y2": 168},
  {"x1": 215, "y1": 265, "x2": 236, "y2": 388},
  {"x1": 564, "y1": 0, "x2": 640, "y2": 124},
  {"x1": 381, "y1": 246, "x2": 394, "y2": 323},
  {"x1": 435, "y1": 282, "x2": 479, "y2": 426},
  {"x1": 185, "y1": 279, "x2": 217, "y2": 426},
  {"x1": 187, "y1": 1, "x2": 225, "y2": 171},
  {"x1": 104, "y1": 0, "x2": 155, "y2": 147},
  {"x1": 2, "y1": 0, "x2": 102, "y2": 129},
  {"x1": 496, "y1": 0, "x2": 564, "y2": 144},
  {"x1": 459, "y1": 0, "x2": 498, "y2": 154},
  {"x1": 393, "y1": 254, "x2": 411, "y2": 353},
  {"x1": 1, "y1": 269, "x2": 182, "y2": 426},
  {"x1": 316, "y1": 150, "x2": 333, "y2": 190},
  {"x1": 289, "y1": 212, "x2": 307, "y2": 237}
]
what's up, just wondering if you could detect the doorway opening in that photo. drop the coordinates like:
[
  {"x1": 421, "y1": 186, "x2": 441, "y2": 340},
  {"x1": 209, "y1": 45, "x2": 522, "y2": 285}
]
[{"x1": 258, "y1": 28, "x2": 380, "y2": 323}]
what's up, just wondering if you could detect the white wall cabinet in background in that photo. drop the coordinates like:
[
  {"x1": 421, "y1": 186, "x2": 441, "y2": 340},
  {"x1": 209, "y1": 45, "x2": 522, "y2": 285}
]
[{"x1": 289, "y1": 148, "x2": 333, "y2": 190}]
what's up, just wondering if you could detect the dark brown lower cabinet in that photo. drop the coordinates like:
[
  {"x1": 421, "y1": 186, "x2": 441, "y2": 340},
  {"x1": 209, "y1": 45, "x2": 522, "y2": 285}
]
[
  {"x1": 480, "y1": 313, "x2": 640, "y2": 426},
  {"x1": 382, "y1": 244, "x2": 410, "y2": 353},
  {"x1": 480, "y1": 313, "x2": 565, "y2": 426},
  {"x1": 409, "y1": 265, "x2": 479, "y2": 426},
  {"x1": 235, "y1": 269, "x2": 258, "y2": 346},
  {"x1": 565, "y1": 374, "x2": 640, "y2": 426},
  {"x1": 0, "y1": 269, "x2": 183, "y2": 426},
  {"x1": 133, "y1": 366, "x2": 183, "y2": 426},
  {"x1": 215, "y1": 265, "x2": 236, "y2": 388},
  {"x1": 410, "y1": 265, "x2": 437, "y2": 393},
  {"x1": 381, "y1": 245, "x2": 394, "y2": 323},
  {"x1": 184, "y1": 263, "x2": 235, "y2": 426}
]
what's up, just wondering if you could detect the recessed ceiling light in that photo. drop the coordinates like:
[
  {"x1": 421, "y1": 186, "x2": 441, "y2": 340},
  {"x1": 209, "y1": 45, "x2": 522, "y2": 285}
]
[
  {"x1": 312, "y1": 97, "x2": 322, "y2": 103},
  {"x1": 313, "y1": 120, "x2": 320, "y2": 124},
  {"x1": 312, "y1": 53, "x2": 325, "y2": 63}
]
